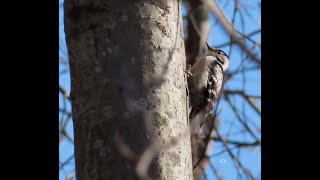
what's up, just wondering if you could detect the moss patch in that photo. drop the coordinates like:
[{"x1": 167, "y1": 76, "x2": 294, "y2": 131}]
[{"x1": 153, "y1": 111, "x2": 168, "y2": 128}]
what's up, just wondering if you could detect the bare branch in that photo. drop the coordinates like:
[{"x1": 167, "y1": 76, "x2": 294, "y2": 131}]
[
  {"x1": 59, "y1": 114, "x2": 73, "y2": 144},
  {"x1": 201, "y1": 0, "x2": 261, "y2": 65},
  {"x1": 226, "y1": 43, "x2": 260, "y2": 82},
  {"x1": 60, "y1": 155, "x2": 74, "y2": 170},
  {"x1": 59, "y1": 85, "x2": 70, "y2": 100},
  {"x1": 224, "y1": 90, "x2": 261, "y2": 115},
  {"x1": 59, "y1": 108, "x2": 72, "y2": 116},
  {"x1": 208, "y1": 160, "x2": 224, "y2": 180},
  {"x1": 215, "y1": 128, "x2": 255, "y2": 180},
  {"x1": 224, "y1": 95, "x2": 260, "y2": 141},
  {"x1": 216, "y1": 29, "x2": 261, "y2": 49},
  {"x1": 212, "y1": 137, "x2": 260, "y2": 147}
]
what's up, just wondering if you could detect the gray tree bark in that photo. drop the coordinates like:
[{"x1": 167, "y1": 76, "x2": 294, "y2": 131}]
[{"x1": 64, "y1": 0, "x2": 192, "y2": 179}]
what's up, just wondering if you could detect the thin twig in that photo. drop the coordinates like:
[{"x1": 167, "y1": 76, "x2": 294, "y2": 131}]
[
  {"x1": 208, "y1": 159, "x2": 224, "y2": 180},
  {"x1": 60, "y1": 155, "x2": 74, "y2": 170},
  {"x1": 224, "y1": 95, "x2": 259, "y2": 141},
  {"x1": 215, "y1": 128, "x2": 255, "y2": 180},
  {"x1": 212, "y1": 137, "x2": 260, "y2": 147},
  {"x1": 202, "y1": 0, "x2": 261, "y2": 65},
  {"x1": 224, "y1": 90, "x2": 261, "y2": 115},
  {"x1": 59, "y1": 85, "x2": 71, "y2": 100}
]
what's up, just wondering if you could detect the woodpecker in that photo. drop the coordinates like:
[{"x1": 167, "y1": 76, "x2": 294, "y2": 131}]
[{"x1": 188, "y1": 43, "x2": 230, "y2": 134}]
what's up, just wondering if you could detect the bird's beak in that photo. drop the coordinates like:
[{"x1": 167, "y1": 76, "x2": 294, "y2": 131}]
[{"x1": 206, "y1": 42, "x2": 213, "y2": 51}]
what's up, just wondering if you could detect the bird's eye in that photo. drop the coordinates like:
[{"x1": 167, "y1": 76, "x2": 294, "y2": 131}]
[{"x1": 218, "y1": 50, "x2": 225, "y2": 56}]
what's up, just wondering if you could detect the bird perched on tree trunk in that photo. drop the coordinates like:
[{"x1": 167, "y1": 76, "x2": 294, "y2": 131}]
[{"x1": 188, "y1": 43, "x2": 230, "y2": 134}]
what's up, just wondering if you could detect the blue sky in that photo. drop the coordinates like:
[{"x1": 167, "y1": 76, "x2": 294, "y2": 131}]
[
  {"x1": 59, "y1": 0, "x2": 260, "y2": 179},
  {"x1": 202, "y1": 1, "x2": 261, "y2": 179}
]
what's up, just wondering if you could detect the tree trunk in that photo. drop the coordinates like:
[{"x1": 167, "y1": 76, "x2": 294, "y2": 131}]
[
  {"x1": 185, "y1": 0, "x2": 210, "y2": 66},
  {"x1": 64, "y1": 0, "x2": 192, "y2": 179}
]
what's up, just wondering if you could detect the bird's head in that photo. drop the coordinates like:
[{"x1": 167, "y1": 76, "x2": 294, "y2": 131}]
[{"x1": 206, "y1": 43, "x2": 230, "y2": 72}]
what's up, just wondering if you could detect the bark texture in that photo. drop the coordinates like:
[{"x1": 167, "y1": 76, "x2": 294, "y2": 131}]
[{"x1": 64, "y1": 0, "x2": 192, "y2": 179}]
